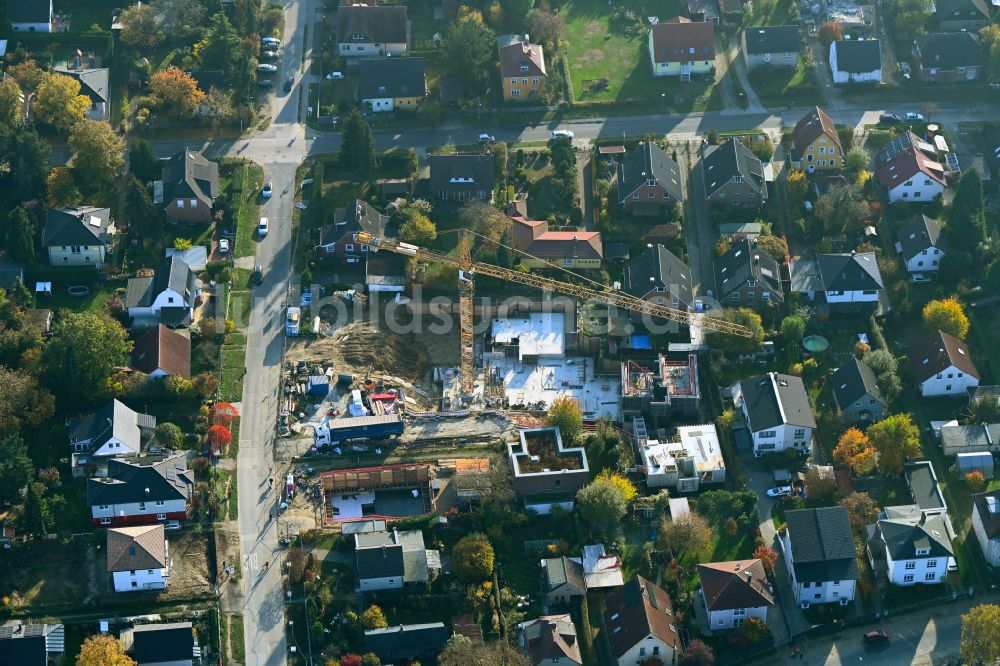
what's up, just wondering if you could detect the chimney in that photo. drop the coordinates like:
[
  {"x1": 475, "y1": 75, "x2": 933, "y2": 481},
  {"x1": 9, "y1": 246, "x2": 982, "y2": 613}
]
[
  {"x1": 382, "y1": 545, "x2": 387, "y2": 558},
  {"x1": 734, "y1": 562, "x2": 741, "y2": 571}
]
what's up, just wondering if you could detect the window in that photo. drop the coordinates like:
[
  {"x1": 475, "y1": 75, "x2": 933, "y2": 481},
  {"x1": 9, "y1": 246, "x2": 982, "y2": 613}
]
[
  {"x1": 345, "y1": 244, "x2": 354, "y2": 252},
  {"x1": 814, "y1": 593, "x2": 821, "y2": 599},
  {"x1": 533, "y1": 77, "x2": 539, "y2": 83},
  {"x1": 157, "y1": 513, "x2": 166, "y2": 520},
  {"x1": 819, "y1": 147, "x2": 826, "y2": 155},
  {"x1": 131, "y1": 581, "x2": 138, "y2": 588},
  {"x1": 760, "y1": 430, "x2": 776, "y2": 438},
  {"x1": 361, "y1": 245, "x2": 369, "y2": 252},
  {"x1": 189, "y1": 199, "x2": 197, "y2": 207},
  {"x1": 633, "y1": 193, "x2": 640, "y2": 201},
  {"x1": 904, "y1": 574, "x2": 914, "y2": 582},
  {"x1": 177, "y1": 200, "x2": 184, "y2": 208},
  {"x1": 927, "y1": 560, "x2": 937, "y2": 568},
  {"x1": 522, "y1": 78, "x2": 528, "y2": 84},
  {"x1": 352, "y1": 32, "x2": 364, "y2": 40},
  {"x1": 794, "y1": 429, "x2": 805, "y2": 438},
  {"x1": 640, "y1": 648, "x2": 646, "y2": 656},
  {"x1": 511, "y1": 89, "x2": 520, "y2": 96},
  {"x1": 925, "y1": 572, "x2": 936, "y2": 581},
  {"x1": 762, "y1": 291, "x2": 770, "y2": 301},
  {"x1": 829, "y1": 148, "x2": 836, "y2": 155},
  {"x1": 100, "y1": 517, "x2": 111, "y2": 525},
  {"x1": 747, "y1": 292, "x2": 754, "y2": 300},
  {"x1": 905, "y1": 561, "x2": 916, "y2": 570},
  {"x1": 946, "y1": 385, "x2": 952, "y2": 391},
  {"x1": 653, "y1": 647, "x2": 660, "y2": 656},
  {"x1": 732, "y1": 293, "x2": 739, "y2": 302},
  {"x1": 648, "y1": 191, "x2": 655, "y2": 198},
  {"x1": 733, "y1": 608, "x2": 746, "y2": 616},
  {"x1": 168, "y1": 297, "x2": 175, "y2": 304},
  {"x1": 156, "y1": 501, "x2": 164, "y2": 506}
]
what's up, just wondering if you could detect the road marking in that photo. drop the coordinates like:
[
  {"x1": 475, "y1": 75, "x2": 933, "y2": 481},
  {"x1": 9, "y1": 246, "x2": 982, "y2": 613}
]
[{"x1": 244, "y1": 552, "x2": 259, "y2": 571}]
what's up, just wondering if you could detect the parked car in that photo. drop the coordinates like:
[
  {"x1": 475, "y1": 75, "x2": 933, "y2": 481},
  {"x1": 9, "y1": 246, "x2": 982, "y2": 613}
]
[
  {"x1": 284, "y1": 74, "x2": 294, "y2": 92},
  {"x1": 218, "y1": 238, "x2": 230, "y2": 254},
  {"x1": 260, "y1": 50, "x2": 280, "y2": 61},
  {"x1": 863, "y1": 630, "x2": 890, "y2": 644},
  {"x1": 252, "y1": 265, "x2": 263, "y2": 285},
  {"x1": 910, "y1": 273, "x2": 931, "y2": 283},
  {"x1": 325, "y1": 71, "x2": 344, "y2": 80},
  {"x1": 258, "y1": 217, "x2": 269, "y2": 238},
  {"x1": 258, "y1": 79, "x2": 274, "y2": 88},
  {"x1": 164, "y1": 520, "x2": 182, "y2": 531},
  {"x1": 879, "y1": 113, "x2": 901, "y2": 123},
  {"x1": 478, "y1": 133, "x2": 496, "y2": 143},
  {"x1": 262, "y1": 181, "x2": 273, "y2": 199},
  {"x1": 766, "y1": 486, "x2": 793, "y2": 498},
  {"x1": 261, "y1": 37, "x2": 280, "y2": 46},
  {"x1": 904, "y1": 112, "x2": 924, "y2": 121},
  {"x1": 551, "y1": 129, "x2": 574, "y2": 140},
  {"x1": 257, "y1": 64, "x2": 278, "y2": 74}
]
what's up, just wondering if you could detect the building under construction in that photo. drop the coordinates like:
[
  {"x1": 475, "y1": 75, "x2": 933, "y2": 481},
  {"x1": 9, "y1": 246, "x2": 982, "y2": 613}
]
[
  {"x1": 321, "y1": 463, "x2": 436, "y2": 524},
  {"x1": 620, "y1": 352, "x2": 701, "y2": 425}
]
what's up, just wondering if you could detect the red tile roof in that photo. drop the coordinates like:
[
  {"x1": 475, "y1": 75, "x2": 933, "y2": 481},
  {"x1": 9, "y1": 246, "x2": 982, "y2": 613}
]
[
  {"x1": 650, "y1": 17, "x2": 716, "y2": 64},
  {"x1": 132, "y1": 324, "x2": 191, "y2": 379},
  {"x1": 604, "y1": 576, "x2": 681, "y2": 659},
  {"x1": 697, "y1": 559, "x2": 775, "y2": 611},
  {"x1": 500, "y1": 41, "x2": 546, "y2": 77}
]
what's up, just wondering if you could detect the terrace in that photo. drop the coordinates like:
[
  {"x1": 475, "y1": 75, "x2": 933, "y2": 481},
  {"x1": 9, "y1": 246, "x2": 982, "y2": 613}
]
[{"x1": 512, "y1": 428, "x2": 585, "y2": 474}]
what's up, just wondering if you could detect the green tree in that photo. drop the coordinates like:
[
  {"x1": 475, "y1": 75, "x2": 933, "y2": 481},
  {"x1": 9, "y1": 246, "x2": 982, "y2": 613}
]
[
  {"x1": 230, "y1": 0, "x2": 261, "y2": 35},
  {"x1": 155, "y1": 423, "x2": 184, "y2": 449},
  {"x1": 438, "y1": 635, "x2": 529, "y2": 666},
  {"x1": 118, "y1": 3, "x2": 162, "y2": 49},
  {"x1": 339, "y1": 110, "x2": 376, "y2": 180},
  {"x1": 922, "y1": 297, "x2": 970, "y2": 339},
  {"x1": 949, "y1": 169, "x2": 986, "y2": 251},
  {"x1": 443, "y1": 12, "x2": 496, "y2": 96},
  {"x1": 845, "y1": 147, "x2": 869, "y2": 171},
  {"x1": 46, "y1": 166, "x2": 82, "y2": 208},
  {"x1": 0, "y1": 367, "x2": 55, "y2": 438},
  {"x1": 398, "y1": 209, "x2": 437, "y2": 245},
  {"x1": 577, "y1": 478, "x2": 628, "y2": 538},
  {"x1": 527, "y1": 9, "x2": 566, "y2": 48},
  {"x1": 69, "y1": 120, "x2": 125, "y2": 188},
  {"x1": 33, "y1": 73, "x2": 91, "y2": 131},
  {"x1": 840, "y1": 492, "x2": 879, "y2": 531},
  {"x1": 658, "y1": 512, "x2": 713, "y2": 559},
  {"x1": 43, "y1": 312, "x2": 132, "y2": 401},
  {"x1": 0, "y1": 435, "x2": 34, "y2": 504},
  {"x1": 406, "y1": 148, "x2": 419, "y2": 178},
  {"x1": 452, "y1": 533, "x2": 495, "y2": 583},
  {"x1": 23, "y1": 482, "x2": 51, "y2": 535},
  {"x1": 961, "y1": 604, "x2": 1000, "y2": 666},
  {"x1": 706, "y1": 308, "x2": 766, "y2": 353},
  {"x1": 3, "y1": 128, "x2": 51, "y2": 201},
  {"x1": 780, "y1": 315, "x2": 807, "y2": 341},
  {"x1": 868, "y1": 413, "x2": 921, "y2": 473},
  {"x1": 814, "y1": 184, "x2": 869, "y2": 235},
  {"x1": 194, "y1": 13, "x2": 242, "y2": 87},
  {"x1": 361, "y1": 605, "x2": 388, "y2": 629},
  {"x1": 0, "y1": 77, "x2": 22, "y2": 126},
  {"x1": 123, "y1": 175, "x2": 160, "y2": 237},
  {"x1": 965, "y1": 397, "x2": 1000, "y2": 425},
  {"x1": 546, "y1": 396, "x2": 583, "y2": 444},
  {"x1": 7, "y1": 207, "x2": 37, "y2": 264}
]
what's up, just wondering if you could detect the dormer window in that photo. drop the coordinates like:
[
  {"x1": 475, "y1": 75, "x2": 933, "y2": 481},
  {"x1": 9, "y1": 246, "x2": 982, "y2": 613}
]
[
  {"x1": 647, "y1": 179, "x2": 656, "y2": 186},
  {"x1": 520, "y1": 63, "x2": 529, "y2": 72},
  {"x1": 916, "y1": 547, "x2": 930, "y2": 556},
  {"x1": 733, "y1": 176, "x2": 744, "y2": 183},
  {"x1": 352, "y1": 32, "x2": 365, "y2": 40}
]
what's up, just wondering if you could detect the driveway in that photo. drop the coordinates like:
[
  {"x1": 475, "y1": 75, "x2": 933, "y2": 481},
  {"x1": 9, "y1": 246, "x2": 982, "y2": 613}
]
[{"x1": 682, "y1": 143, "x2": 714, "y2": 304}]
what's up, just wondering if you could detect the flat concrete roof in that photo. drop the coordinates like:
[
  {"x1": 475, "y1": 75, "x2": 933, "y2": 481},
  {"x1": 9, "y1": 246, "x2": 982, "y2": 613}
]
[
  {"x1": 494, "y1": 356, "x2": 621, "y2": 420},
  {"x1": 491, "y1": 312, "x2": 565, "y2": 358}
]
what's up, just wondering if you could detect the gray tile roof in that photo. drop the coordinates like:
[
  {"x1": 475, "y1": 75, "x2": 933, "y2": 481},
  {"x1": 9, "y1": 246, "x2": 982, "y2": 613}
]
[
  {"x1": 355, "y1": 529, "x2": 429, "y2": 582},
  {"x1": 816, "y1": 252, "x2": 883, "y2": 291},
  {"x1": 106, "y1": 524, "x2": 167, "y2": 571},
  {"x1": 42, "y1": 206, "x2": 113, "y2": 247},
  {"x1": 935, "y1": 0, "x2": 990, "y2": 20},
  {"x1": 785, "y1": 507, "x2": 859, "y2": 583},
  {"x1": 125, "y1": 256, "x2": 198, "y2": 310},
  {"x1": 703, "y1": 138, "x2": 766, "y2": 198},
  {"x1": 896, "y1": 215, "x2": 946, "y2": 261},
  {"x1": 87, "y1": 453, "x2": 194, "y2": 506},
  {"x1": 830, "y1": 357, "x2": 884, "y2": 409},
  {"x1": 69, "y1": 400, "x2": 154, "y2": 455},
  {"x1": 623, "y1": 244, "x2": 693, "y2": 306},
  {"x1": 738, "y1": 372, "x2": 816, "y2": 432},
  {"x1": 972, "y1": 490, "x2": 1000, "y2": 539},
  {"x1": 743, "y1": 25, "x2": 800, "y2": 54},
  {"x1": 715, "y1": 237, "x2": 783, "y2": 301},
  {"x1": 338, "y1": 5, "x2": 408, "y2": 45},
  {"x1": 54, "y1": 67, "x2": 109, "y2": 104},
  {"x1": 617, "y1": 142, "x2": 683, "y2": 203},
  {"x1": 358, "y1": 57, "x2": 425, "y2": 100},
  {"x1": 872, "y1": 511, "x2": 953, "y2": 560},
  {"x1": 130, "y1": 623, "x2": 194, "y2": 665},
  {"x1": 833, "y1": 39, "x2": 882, "y2": 74},
  {"x1": 6, "y1": 0, "x2": 51, "y2": 24},
  {"x1": 917, "y1": 32, "x2": 983, "y2": 71},
  {"x1": 356, "y1": 543, "x2": 405, "y2": 579},
  {"x1": 941, "y1": 423, "x2": 1000, "y2": 453},
  {"x1": 161, "y1": 151, "x2": 219, "y2": 208},
  {"x1": 0, "y1": 623, "x2": 63, "y2": 665},
  {"x1": 428, "y1": 153, "x2": 496, "y2": 194},
  {"x1": 543, "y1": 556, "x2": 586, "y2": 592}
]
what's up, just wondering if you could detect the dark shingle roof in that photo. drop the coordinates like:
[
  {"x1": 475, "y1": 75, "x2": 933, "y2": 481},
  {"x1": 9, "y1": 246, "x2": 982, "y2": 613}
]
[
  {"x1": 42, "y1": 206, "x2": 113, "y2": 247},
  {"x1": 738, "y1": 372, "x2": 816, "y2": 432},
  {"x1": 935, "y1": 0, "x2": 990, "y2": 20},
  {"x1": 785, "y1": 507, "x2": 859, "y2": 583},
  {"x1": 87, "y1": 453, "x2": 194, "y2": 506},
  {"x1": 917, "y1": 32, "x2": 983, "y2": 71},
  {"x1": 697, "y1": 559, "x2": 775, "y2": 611},
  {"x1": 973, "y1": 490, "x2": 1000, "y2": 539},
  {"x1": 69, "y1": 400, "x2": 154, "y2": 454},
  {"x1": 874, "y1": 512, "x2": 953, "y2": 560},
  {"x1": 54, "y1": 68, "x2": 109, "y2": 104},
  {"x1": 544, "y1": 556, "x2": 586, "y2": 592},
  {"x1": 130, "y1": 623, "x2": 194, "y2": 665},
  {"x1": 816, "y1": 252, "x2": 883, "y2": 291},
  {"x1": 356, "y1": 544, "x2": 405, "y2": 579},
  {"x1": 6, "y1": 0, "x2": 51, "y2": 24},
  {"x1": 428, "y1": 154, "x2": 496, "y2": 193},
  {"x1": 743, "y1": 25, "x2": 800, "y2": 54},
  {"x1": 604, "y1": 576, "x2": 680, "y2": 659},
  {"x1": 714, "y1": 237, "x2": 783, "y2": 301},
  {"x1": 337, "y1": 5, "x2": 408, "y2": 44},
  {"x1": 358, "y1": 57, "x2": 425, "y2": 100},
  {"x1": 132, "y1": 325, "x2": 191, "y2": 379},
  {"x1": 623, "y1": 244, "x2": 692, "y2": 306},
  {"x1": 161, "y1": 151, "x2": 219, "y2": 208},
  {"x1": 908, "y1": 329, "x2": 980, "y2": 384},
  {"x1": 831, "y1": 357, "x2": 884, "y2": 409},
  {"x1": 896, "y1": 215, "x2": 946, "y2": 261},
  {"x1": 703, "y1": 138, "x2": 766, "y2": 198},
  {"x1": 791, "y1": 106, "x2": 841, "y2": 156},
  {"x1": 617, "y1": 142, "x2": 683, "y2": 203},
  {"x1": 904, "y1": 461, "x2": 946, "y2": 512},
  {"x1": 125, "y1": 256, "x2": 198, "y2": 309},
  {"x1": 364, "y1": 623, "x2": 448, "y2": 661},
  {"x1": 833, "y1": 39, "x2": 882, "y2": 74}
]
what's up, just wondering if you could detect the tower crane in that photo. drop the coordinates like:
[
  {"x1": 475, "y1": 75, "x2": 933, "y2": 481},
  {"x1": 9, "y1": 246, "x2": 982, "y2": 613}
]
[{"x1": 355, "y1": 231, "x2": 752, "y2": 394}]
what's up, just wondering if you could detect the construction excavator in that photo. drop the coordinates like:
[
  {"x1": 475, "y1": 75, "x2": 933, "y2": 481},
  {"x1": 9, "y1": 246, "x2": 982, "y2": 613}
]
[{"x1": 355, "y1": 231, "x2": 753, "y2": 393}]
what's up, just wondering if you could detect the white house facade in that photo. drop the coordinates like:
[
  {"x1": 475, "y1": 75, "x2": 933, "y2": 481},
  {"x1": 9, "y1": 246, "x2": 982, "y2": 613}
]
[
  {"x1": 867, "y1": 507, "x2": 955, "y2": 586},
  {"x1": 92, "y1": 498, "x2": 187, "y2": 526},
  {"x1": 782, "y1": 508, "x2": 858, "y2": 608},
  {"x1": 113, "y1": 563, "x2": 169, "y2": 592},
  {"x1": 918, "y1": 365, "x2": 980, "y2": 397},
  {"x1": 47, "y1": 243, "x2": 109, "y2": 266},
  {"x1": 708, "y1": 603, "x2": 768, "y2": 630},
  {"x1": 887, "y1": 176, "x2": 946, "y2": 204},
  {"x1": 733, "y1": 373, "x2": 816, "y2": 457},
  {"x1": 972, "y1": 492, "x2": 1000, "y2": 568}
]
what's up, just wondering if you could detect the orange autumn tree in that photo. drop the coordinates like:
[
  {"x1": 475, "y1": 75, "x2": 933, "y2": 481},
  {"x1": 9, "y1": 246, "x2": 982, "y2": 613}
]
[
  {"x1": 150, "y1": 68, "x2": 205, "y2": 116},
  {"x1": 206, "y1": 424, "x2": 233, "y2": 453},
  {"x1": 210, "y1": 402, "x2": 240, "y2": 427},
  {"x1": 833, "y1": 428, "x2": 877, "y2": 476}
]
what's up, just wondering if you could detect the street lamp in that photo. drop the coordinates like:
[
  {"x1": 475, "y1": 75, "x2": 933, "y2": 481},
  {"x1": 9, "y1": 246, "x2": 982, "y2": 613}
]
[{"x1": 661, "y1": 92, "x2": 666, "y2": 115}]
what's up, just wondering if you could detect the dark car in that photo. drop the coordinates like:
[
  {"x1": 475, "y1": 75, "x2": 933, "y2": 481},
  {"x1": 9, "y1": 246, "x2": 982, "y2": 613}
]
[
  {"x1": 284, "y1": 74, "x2": 294, "y2": 92},
  {"x1": 258, "y1": 79, "x2": 274, "y2": 89},
  {"x1": 879, "y1": 113, "x2": 901, "y2": 123},
  {"x1": 863, "y1": 630, "x2": 890, "y2": 644},
  {"x1": 252, "y1": 265, "x2": 263, "y2": 285}
]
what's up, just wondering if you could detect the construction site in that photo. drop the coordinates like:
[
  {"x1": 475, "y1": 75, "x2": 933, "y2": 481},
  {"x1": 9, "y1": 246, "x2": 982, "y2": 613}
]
[
  {"x1": 320, "y1": 463, "x2": 438, "y2": 524},
  {"x1": 620, "y1": 351, "x2": 702, "y2": 426}
]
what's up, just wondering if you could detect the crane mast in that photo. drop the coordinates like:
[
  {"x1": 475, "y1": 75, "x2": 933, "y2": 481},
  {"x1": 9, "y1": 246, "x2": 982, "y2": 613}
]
[{"x1": 355, "y1": 231, "x2": 753, "y2": 394}]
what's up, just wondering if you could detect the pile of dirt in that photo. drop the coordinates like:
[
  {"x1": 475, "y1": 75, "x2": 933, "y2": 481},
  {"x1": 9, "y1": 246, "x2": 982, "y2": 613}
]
[{"x1": 291, "y1": 321, "x2": 431, "y2": 385}]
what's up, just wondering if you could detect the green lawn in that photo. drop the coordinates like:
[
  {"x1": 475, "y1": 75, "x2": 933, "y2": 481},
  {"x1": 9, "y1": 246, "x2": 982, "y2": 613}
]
[
  {"x1": 750, "y1": 0, "x2": 798, "y2": 26},
  {"x1": 220, "y1": 332, "x2": 248, "y2": 402},
  {"x1": 218, "y1": 160, "x2": 264, "y2": 258},
  {"x1": 748, "y1": 59, "x2": 819, "y2": 106},
  {"x1": 563, "y1": 0, "x2": 720, "y2": 111},
  {"x1": 228, "y1": 614, "x2": 246, "y2": 664}
]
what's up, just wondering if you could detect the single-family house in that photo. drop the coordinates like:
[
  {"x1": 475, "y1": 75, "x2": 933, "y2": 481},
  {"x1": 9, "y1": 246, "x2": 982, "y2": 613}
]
[
  {"x1": 500, "y1": 40, "x2": 547, "y2": 101},
  {"x1": 940, "y1": 422, "x2": 1000, "y2": 456},
  {"x1": 703, "y1": 138, "x2": 768, "y2": 209},
  {"x1": 42, "y1": 206, "x2": 115, "y2": 267},
  {"x1": 697, "y1": 559, "x2": 775, "y2": 630},
  {"x1": 829, "y1": 39, "x2": 883, "y2": 83},
  {"x1": 648, "y1": 17, "x2": 716, "y2": 80},
  {"x1": 428, "y1": 153, "x2": 495, "y2": 202},
  {"x1": 54, "y1": 67, "x2": 109, "y2": 121},
  {"x1": 623, "y1": 244, "x2": 693, "y2": 313},
  {"x1": 354, "y1": 528, "x2": 440, "y2": 591},
  {"x1": 508, "y1": 427, "x2": 590, "y2": 514},
  {"x1": 365, "y1": 252, "x2": 408, "y2": 293},
  {"x1": 541, "y1": 556, "x2": 586, "y2": 606},
  {"x1": 132, "y1": 325, "x2": 191, "y2": 379},
  {"x1": 875, "y1": 132, "x2": 948, "y2": 203},
  {"x1": 830, "y1": 357, "x2": 887, "y2": 424},
  {"x1": 866, "y1": 504, "x2": 954, "y2": 586},
  {"x1": 604, "y1": 576, "x2": 681, "y2": 666},
  {"x1": 508, "y1": 210, "x2": 604, "y2": 269},
  {"x1": 909, "y1": 329, "x2": 981, "y2": 397},
  {"x1": 358, "y1": 57, "x2": 426, "y2": 113},
  {"x1": 316, "y1": 199, "x2": 388, "y2": 263},
  {"x1": 914, "y1": 32, "x2": 984, "y2": 81},
  {"x1": 88, "y1": 454, "x2": 194, "y2": 527},
  {"x1": 895, "y1": 215, "x2": 947, "y2": 273},
  {"x1": 517, "y1": 615, "x2": 582, "y2": 666},
  {"x1": 790, "y1": 106, "x2": 844, "y2": 172},
  {"x1": 904, "y1": 461, "x2": 949, "y2": 516},
  {"x1": 782, "y1": 507, "x2": 858, "y2": 607},
  {"x1": 7, "y1": 0, "x2": 53, "y2": 32},
  {"x1": 68, "y1": 400, "x2": 157, "y2": 478},
  {"x1": 616, "y1": 141, "x2": 683, "y2": 212},
  {"x1": 0, "y1": 622, "x2": 64, "y2": 665},
  {"x1": 107, "y1": 524, "x2": 170, "y2": 592},
  {"x1": 714, "y1": 237, "x2": 784, "y2": 309},
  {"x1": 796, "y1": 252, "x2": 886, "y2": 314},
  {"x1": 123, "y1": 622, "x2": 196, "y2": 666},
  {"x1": 742, "y1": 25, "x2": 800, "y2": 70},
  {"x1": 642, "y1": 424, "x2": 726, "y2": 491},
  {"x1": 934, "y1": 0, "x2": 991, "y2": 31},
  {"x1": 733, "y1": 372, "x2": 816, "y2": 456},
  {"x1": 155, "y1": 150, "x2": 219, "y2": 224},
  {"x1": 125, "y1": 255, "x2": 201, "y2": 329},
  {"x1": 364, "y1": 623, "x2": 448, "y2": 663},
  {"x1": 337, "y1": 5, "x2": 409, "y2": 58},
  {"x1": 971, "y1": 490, "x2": 1000, "y2": 567}
]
